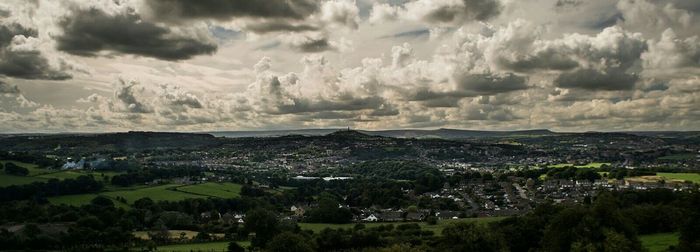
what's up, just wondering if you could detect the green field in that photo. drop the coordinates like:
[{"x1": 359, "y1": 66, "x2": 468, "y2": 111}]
[
  {"x1": 102, "y1": 184, "x2": 206, "y2": 204},
  {"x1": 657, "y1": 173, "x2": 700, "y2": 184},
  {"x1": 0, "y1": 160, "x2": 52, "y2": 176},
  {"x1": 548, "y1": 162, "x2": 610, "y2": 169},
  {"x1": 0, "y1": 174, "x2": 47, "y2": 187},
  {"x1": 299, "y1": 217, "x2": 506, "y2": 235},
  {"x1": 658, "y1": 154, "x2": 696, "y2": 161},
  {"x1": 154, "y1": 241, "x2": 249, "y2": 252},
  {"x1": 38, "y1": 170, "x2": 122, "y2": 181},
  {"x1": 640, "y1": 232, "x2": 679, "y2": 252},
  {"x1": 176, "y1": 182, "x2": 242, "y2": 198},
  {"x1": 48, "y1": 183, "x2": 230, "y2": 207}
]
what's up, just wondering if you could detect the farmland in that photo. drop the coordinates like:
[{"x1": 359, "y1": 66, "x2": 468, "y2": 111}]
[
  {"x1": 626, "y1": 173, "x2": 700, "y2": 184},
  {"x1": 298, "y1": 216, "x2": 506, "y2": 234},
  {"x1": 548, "y1": 162, "x2": 610, "y2": 168},
  {"x1": 640, "y1": 233, "x2": 679, "y2": 252},
  {"x1": 0, "y1": 160, "x2": 52, "y2": 176},
  {"x1": 176, "y1": 182, "x2": 242, "y2": 198},
  {"x1": 47, "y1": 182, "x2": 245, "y2": 207},
  {"x1": 0, "y1": 174, "x2": 47, "y2": 187},
  {"x1": 153, "y1": 241, "x2": 250, "y2": 252}
]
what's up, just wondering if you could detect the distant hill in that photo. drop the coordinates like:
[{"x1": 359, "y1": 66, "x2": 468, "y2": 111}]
[
  {"x1": 210, "y1": 128, "x2": 558, "y2": 139},
  {"x1": 208, "y1": 129, "x2": 341, "y2": 138},
  {"x1": 362, "y1": 128, "x2": 557, "y2": 139},
  {"x1": 0, "y1": 131, "x2": 217, "y2": 152}
]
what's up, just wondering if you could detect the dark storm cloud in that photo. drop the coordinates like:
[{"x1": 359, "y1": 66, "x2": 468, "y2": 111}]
[
  {"x1": 0, "y1": 9, "x2": 10, "y2": 18},
  {"x1": 275, "y1": 95, "x2": 386, "y2": 114},
  {"x1": 0, "y1": 23, "x2": 71, "y2": 80},
  {"x1": 454, "y1": 73, "x2": 528, "y2": 95},
  {"x1": 423, "y1": 0, "x2": 501, "y2": 23},
  {"x1": 496, "y1": 51, "x2": 580, "y2": 73},
  {"x1": 405, "y1": 73, "x2": 527, "y2": 107},
  {"x1": 290, "y1": 36, "x2": 334, "y2": 53},
  {"x1": 380, "y1": 29, "x2": 430, "y2": 39},
  {"x1": 55, "y1": 8, "x2": 217, "y2": 61},
  {"x1": 555, "y1": 68, "x2": 638, "y2": 91},
  {"x1": 0, "y1": 50, "x2": 71, "y2": 80},
  {"x1": 0, "y1": 80, "x2": 20, "y2": 94},
  {"x1": 0, "y1": 23, "x2": 36, "y2": 47},
  {"x1": 244, "y1": 21, "x2": 319, "y2": 34},
  {"x1": 555, "y1": 0, "x2": 581, "y2": 8},
  {"x1": 144, "y1": 0, "x2": 320, "y2": 22},
  {"x1": 586, "y1": 11, "x2": 623, "y2": 29}
]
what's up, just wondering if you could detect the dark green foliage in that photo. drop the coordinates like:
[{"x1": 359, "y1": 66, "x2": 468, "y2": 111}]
[
  {"x1": 546, "y1": 167, "x2": 601, "y2": 181},
  {"x1": 0, "y1": 175, "x2": 103, "y2": 202},
  {"x1": 4, "y1": 162, "x2": 28, "y2": 176},
  {"x1": 228, "y1": 241, "x2": 245, "y2": 252},
  {"x1": 437, "y1": 222, "x2": 507, "y2": 252},
  {"x1": 244, "y1": 208, "x2": 279, "y2": 247},
  {"x1": 306, "y1": 192, "x2": 353, "y2": 224},
  {"x1": 349, "y1": 160, "x2": 445, "y2": 193},
  {"x1": 267, "y1": 232, "x2": 315, "y2": 252},
  {"x1": 540, "y1": 193, "x2": 641, "y2": 252}
]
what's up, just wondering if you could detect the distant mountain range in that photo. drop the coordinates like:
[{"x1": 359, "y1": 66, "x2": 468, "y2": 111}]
[
  {"x1": 209, "y1": 128, "x2": 556, "y2": 139},
  {"x1": 207, "y1": 128, "x2": 700, "y2": 140}
]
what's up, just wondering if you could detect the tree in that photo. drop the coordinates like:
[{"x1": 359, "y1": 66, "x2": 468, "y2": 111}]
[
  {"x1": 228, "y1": 241, "x2": 245, "y2": 252},
  {"x1": 266, "y1": 232, "x2": 314, "y2": 252},
  {"x1": 244, "y1": 208, "x2": 279, "y2": 248},
  {"x1": 438, "y1": 222, "x2": 507, "y2": 252},
  {"x1": 4, "y1": 162, "x2": 29, "y2": 176},
  {"x1": 306, "y1": 193, "x2": 352, "y2": 224}
]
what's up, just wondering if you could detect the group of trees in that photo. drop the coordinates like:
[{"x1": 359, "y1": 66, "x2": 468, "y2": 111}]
[
  {"x1": 110, "y1": 166, "x2": 204, "y2": 187},
  {"x1": 545, "y1": 167, "x2": 602, "y2": 181},
  {"x1": 0, "y1": 176, "x2": 103, "y2": 202},
  {"x1": 3, "y1": 162, "x2": 29, "y2": 176}
]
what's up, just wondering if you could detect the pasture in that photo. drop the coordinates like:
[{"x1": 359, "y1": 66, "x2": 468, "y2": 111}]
[
  {"x1": 657, "y1": 173, "x2": 700, "y2": 184},
  {"x1": 176, "y1": 182, "x2": 242, "y2": 198},
  {"x1": 640, "y1": 232, "x2": 679, "y2": 252},
  {"x1": 47, "y1": 182, "x2": 245, "y2": 207},
  {"x1": 658, "y1": 153, "x2": 696, "y2": 161},
  {"x1": 0, "y1": 160, "x2": 52, "y2": 176},
  {"x1": 154, "y1": 241, "x2": 250, "y2": 252},
  {"x1": 626, "y1": 173, "x2": 700, "y2": 184},
  {"x1": 0, "y1": 174, "x2": 47, "y2": 187},
  {"x1": 299, "y1": 216, "x2": 506, "y2": 235},
  {"x1": 102, "y1": 184, "x2": 206, "y2": 204},
  {"x1": 548, "y1": 162, "x2": 610, "y2": 169}
]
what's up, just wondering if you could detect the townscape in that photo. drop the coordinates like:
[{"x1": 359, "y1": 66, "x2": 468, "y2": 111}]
[{"x1": 0, "y1": 130, "x2": 699, "y2": 251}]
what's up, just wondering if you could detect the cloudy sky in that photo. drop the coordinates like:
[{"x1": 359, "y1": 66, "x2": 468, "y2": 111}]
[{"x1": 0, "y1": 0, "x2": 698, "y2": 133}]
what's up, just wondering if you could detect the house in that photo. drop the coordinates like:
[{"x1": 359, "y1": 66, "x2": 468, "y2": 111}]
[
  {"x1": 200, "y1": 211, "x2": 221, "y2": 222},
  {"x1": 435, "y1": 211, "x2": 461, "y2": 220},
  {"x1": 379, "y1": 211, "x2": 403, "y2": 222},
  {"x1": 290, "y1": 206, "x2": 305, "y2": 217},
  {"x1": 406, "y1": 212, "x2": 425, "y2": 221},
  {"x1": 363, "y1": 214, "x2": 378, "y2": 222}
]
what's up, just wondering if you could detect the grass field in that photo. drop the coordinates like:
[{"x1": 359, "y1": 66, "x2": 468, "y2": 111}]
[
  {"x1": 48, "y1": 183, "x2": 218, "y2": 207},
  {"x1": 640, "y1": 232, "x2": 679, "y2": 252},
  {"x1": 658, "y1": 154, "x2": 696, "y2": 161},
  {"x1": 299, "y1": 216, "x2": 506, "y2": 235},
  {"x1": 154, "y1": 241, "x2": 250, "y2": 252},
  {"x1": 657, "y1": 173, "x2": 700, "y2": 184},
  {"x1": 627, "y1": 173, "x2": 700, "y2": 184},
  {"x1": 176, "y1": 183, "x2": 242, "y2": 198},
  {"x1": 102, "y1": 184, "x2": 206, "y2": 204},
  {"x1": 0, "y1": 160, "x2": 52, "y2": 176},
  {"x1": 548, "y1": 162, "x2": 610, "y2": 169},
  {"x1": 0, "y1": 173, "x2": 47, "y2": 187},
  {"x1": 38, "y1": 170, "x2": 122, "y2": 181}
]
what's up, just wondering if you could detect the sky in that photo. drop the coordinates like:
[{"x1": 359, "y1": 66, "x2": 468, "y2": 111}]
[{"x1": 0, "y1": 0, "x2": 698, "y2": 133}]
